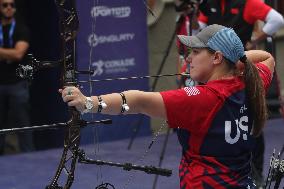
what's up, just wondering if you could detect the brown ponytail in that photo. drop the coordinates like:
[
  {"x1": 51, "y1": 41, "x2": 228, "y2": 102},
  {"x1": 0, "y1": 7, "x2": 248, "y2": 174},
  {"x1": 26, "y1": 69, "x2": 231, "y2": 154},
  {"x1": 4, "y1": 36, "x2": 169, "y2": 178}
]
[{"x1": 242, "y1": 58, "x2": 268, "y2": 137}]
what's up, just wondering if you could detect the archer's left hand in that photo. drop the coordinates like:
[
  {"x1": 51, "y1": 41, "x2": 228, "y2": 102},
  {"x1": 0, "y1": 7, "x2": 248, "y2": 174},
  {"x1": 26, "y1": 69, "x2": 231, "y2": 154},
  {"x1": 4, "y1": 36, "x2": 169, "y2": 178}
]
[{"x1": 59, "y1": 86, "x2": 87, "y2": 112}]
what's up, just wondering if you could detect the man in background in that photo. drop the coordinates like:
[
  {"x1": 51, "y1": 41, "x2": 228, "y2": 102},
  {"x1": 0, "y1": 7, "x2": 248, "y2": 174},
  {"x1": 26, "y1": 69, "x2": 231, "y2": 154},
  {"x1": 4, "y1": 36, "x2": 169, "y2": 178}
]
[{"x1": 0, "y1": 0, "x2": 34, "y2": 155}]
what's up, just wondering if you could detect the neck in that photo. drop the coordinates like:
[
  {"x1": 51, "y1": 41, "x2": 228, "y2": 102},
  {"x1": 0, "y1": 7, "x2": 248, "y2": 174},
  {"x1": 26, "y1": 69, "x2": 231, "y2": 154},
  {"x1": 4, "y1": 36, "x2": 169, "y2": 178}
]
[
  {"x1": 208, "y1": 67, "x2": 235, "y2": 82},
  {"x1": 1, "y1": 17, "x2": 13, "y2": 25}
]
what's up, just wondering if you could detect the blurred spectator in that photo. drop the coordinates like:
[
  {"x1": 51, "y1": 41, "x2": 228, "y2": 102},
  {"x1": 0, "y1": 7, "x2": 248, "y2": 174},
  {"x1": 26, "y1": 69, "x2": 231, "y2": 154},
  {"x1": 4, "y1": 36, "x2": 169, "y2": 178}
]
[
  {"x1": 0, "y1": 0, "x2": 34, "y2": 155},
  {"x1": 174, "y1": 0, "x2": 200, "y2": 87},
  {"x1": 198, "y1": 0, "x2": 284, "y2": 50}
]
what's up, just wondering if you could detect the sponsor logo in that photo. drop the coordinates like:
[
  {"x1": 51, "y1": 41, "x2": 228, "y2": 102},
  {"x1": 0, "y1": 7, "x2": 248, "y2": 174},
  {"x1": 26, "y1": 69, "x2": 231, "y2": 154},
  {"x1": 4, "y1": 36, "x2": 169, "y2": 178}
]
[
  {"x1": 92, "y1": 60, "x2": 104, "y2": 76},
  {"x1": 88, "y1": 33, "x2": 135, "y2": 47},
  {"x1": 92, "y1": 58, "x2": 136, "y2": 76},
  {"x1": 183, "y1": 87, "x2": 200, "y2": 96},
  {"x1": 91, "y1": 6, "x2": 131, "y2": 18}
]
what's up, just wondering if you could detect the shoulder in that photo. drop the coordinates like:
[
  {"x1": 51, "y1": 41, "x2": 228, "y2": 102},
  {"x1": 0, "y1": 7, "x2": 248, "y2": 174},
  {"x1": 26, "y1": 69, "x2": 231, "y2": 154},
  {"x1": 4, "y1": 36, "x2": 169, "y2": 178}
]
[
  {"x1": 256, "y1": 63, "x2": 272, "y2": 79},
  {"x1": 15, "y1": 22, "x2": 29, "y2": 32},
  {"x1": 244, "y1": 0, "x2": 272, "y2": 23},
  {"x1": 161, "y1": 85, "x2": 213, "y2": 98},
  {"x1": 255, "y1": 63, "x2": 273, "y2": 92},
  {"x1": 14, "y1": 21, "x2": 30, "y2": 42},
  {"x1": 161, "y1": 86, "x2": 221, "y2": 112},
  {"x1": 207, "y1": 78, "x2": 245, "y2": 99},
  {"x1": 245, "y1": 0, "x2": 270, "y2": 8},
  {"x1": 160, "y1": 86, "x2": 220, "y2": 130}
]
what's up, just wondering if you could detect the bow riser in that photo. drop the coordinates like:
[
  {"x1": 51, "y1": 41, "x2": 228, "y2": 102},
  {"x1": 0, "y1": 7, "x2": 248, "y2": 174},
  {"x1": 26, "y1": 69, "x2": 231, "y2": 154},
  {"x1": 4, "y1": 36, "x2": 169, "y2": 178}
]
[{"x1": 46, "y1": 0, "x2": 81, "y2": 188}]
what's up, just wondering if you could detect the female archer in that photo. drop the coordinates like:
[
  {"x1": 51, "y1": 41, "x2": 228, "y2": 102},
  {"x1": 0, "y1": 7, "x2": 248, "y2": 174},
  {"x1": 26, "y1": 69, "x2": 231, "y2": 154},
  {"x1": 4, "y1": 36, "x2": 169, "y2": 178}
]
[{"x1": 60, "y1": 24, "x2": 275, "y2": 188}]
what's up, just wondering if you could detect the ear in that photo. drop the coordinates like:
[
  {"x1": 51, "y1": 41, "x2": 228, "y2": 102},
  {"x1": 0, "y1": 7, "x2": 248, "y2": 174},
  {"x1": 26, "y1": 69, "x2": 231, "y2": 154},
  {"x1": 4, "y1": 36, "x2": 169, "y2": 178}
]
[
  {"x1": 212, "y1": 51, "x2": 224, "y2": 65},
  {"x1": 236, "y1": 60, "x2": 244, "y2": 72}
]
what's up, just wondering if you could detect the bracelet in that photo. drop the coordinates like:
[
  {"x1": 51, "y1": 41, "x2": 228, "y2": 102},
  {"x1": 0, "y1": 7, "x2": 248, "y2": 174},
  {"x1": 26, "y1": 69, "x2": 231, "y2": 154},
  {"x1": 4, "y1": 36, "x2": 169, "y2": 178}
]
[
  {"x1": 97, "y1": 96, "x2": 107, "y2": 113},
  {"x1": 119, "y1": 92, "x2": 129, "y2": 113},
  {"x1": 82, "y1": 97, "x2": 94, "y2": 114}
]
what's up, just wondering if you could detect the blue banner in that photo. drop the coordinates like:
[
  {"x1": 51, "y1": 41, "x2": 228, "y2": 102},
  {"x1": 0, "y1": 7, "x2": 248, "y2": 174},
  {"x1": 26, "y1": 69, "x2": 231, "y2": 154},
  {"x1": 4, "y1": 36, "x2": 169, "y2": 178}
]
[{"x1": 76, "y1": 0, "x2": 151, "y2": 143}]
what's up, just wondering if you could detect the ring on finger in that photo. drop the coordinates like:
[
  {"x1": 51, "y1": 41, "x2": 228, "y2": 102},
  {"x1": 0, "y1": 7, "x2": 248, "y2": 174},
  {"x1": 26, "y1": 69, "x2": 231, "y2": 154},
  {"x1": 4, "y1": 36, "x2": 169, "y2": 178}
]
[{"x1": 67, "y1": 88, "x2": 73, "y2": 96}]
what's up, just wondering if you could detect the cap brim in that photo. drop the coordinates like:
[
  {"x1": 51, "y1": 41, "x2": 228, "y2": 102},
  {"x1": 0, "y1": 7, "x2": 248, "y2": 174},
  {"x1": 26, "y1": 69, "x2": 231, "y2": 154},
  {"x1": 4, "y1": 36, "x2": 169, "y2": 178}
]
[{"x1": 177, "y1": 35, "x2": 207, "y2": 48}]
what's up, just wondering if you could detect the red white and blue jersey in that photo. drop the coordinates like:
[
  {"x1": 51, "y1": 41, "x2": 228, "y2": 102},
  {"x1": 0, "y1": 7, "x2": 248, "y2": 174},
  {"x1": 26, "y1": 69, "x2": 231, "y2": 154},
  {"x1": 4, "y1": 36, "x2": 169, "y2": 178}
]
[{"x1": 160, "y1": 64, "x2": 272, "y2": 189}]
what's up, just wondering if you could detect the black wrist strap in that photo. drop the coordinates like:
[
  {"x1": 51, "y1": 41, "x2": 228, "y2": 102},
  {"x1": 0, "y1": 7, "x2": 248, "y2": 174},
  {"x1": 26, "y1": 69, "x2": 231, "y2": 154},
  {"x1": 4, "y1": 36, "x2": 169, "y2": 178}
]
[
  {"x1": 119, "y1": 92, "x2": 129, "y2": 113},
  {"x1": 97, "y1": 96, "x2": 103, "y2": 113}
]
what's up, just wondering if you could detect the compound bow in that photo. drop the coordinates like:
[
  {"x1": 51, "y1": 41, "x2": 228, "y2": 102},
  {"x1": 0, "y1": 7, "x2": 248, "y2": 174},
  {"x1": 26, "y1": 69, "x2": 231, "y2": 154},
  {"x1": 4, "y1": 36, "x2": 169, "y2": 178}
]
[
  {"x1": 13, "y1": 0, "x2": 171, "y2": 189},
  {"x1": 0, "y1": 0, "x2": 175, "y2": 188}
]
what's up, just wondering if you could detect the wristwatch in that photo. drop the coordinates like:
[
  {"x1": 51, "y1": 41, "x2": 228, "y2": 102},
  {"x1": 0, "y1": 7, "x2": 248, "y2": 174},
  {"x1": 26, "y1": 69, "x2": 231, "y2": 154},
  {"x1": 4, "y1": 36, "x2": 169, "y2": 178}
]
[{"x1": 82, "y1": 97, "x2": 94, "y2": 114}]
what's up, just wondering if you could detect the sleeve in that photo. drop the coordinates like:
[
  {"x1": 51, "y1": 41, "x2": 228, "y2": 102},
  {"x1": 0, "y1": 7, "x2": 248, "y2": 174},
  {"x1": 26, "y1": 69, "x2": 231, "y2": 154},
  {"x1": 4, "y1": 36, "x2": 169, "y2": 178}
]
[
  {"x1": 15, "y1": 23, "x2": 30, "y2": 43},
  {"x1": 256, "y1": 63, "x2": 273, "y2": 92},
  {"x1": 243, "y1": 0, "x2": 272, "y2": 24},
  {"x1": 160, "y1": 86, "x2": 218, "y2": 131},
  {"x1": 198, "y1": 11, "x2": 208, "y2": 24},
  {"x1": 262, "y1": 9, "x2": 284, "y2": 36}
]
